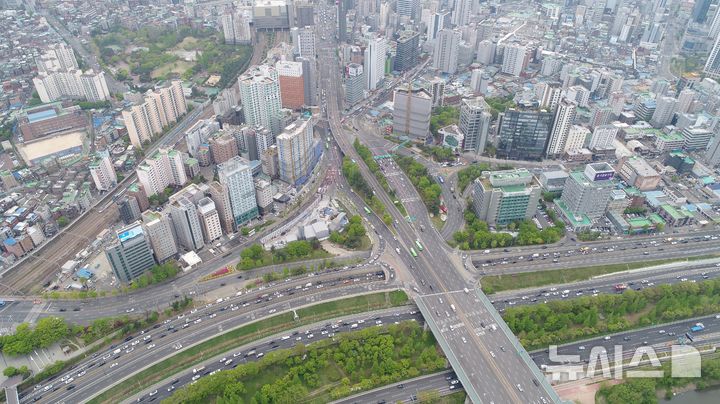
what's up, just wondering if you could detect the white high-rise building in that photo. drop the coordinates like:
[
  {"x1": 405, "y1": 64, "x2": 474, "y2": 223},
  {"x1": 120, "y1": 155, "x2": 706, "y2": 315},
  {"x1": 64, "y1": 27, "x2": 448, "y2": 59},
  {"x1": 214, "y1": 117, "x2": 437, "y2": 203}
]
[
  {"x1": 185, "y1": 119, "x2": 220, "y2": 158},
  {"x1": 218, "y1": 156, "x2": 259, "y2": 227},
  {"x1": 428, "y1": 11, "x2": 450, "y2": 41},
  {"x1": 220, "y1": 11, "x2": 252, "y2": 44},
  {"x1": 704, "y1": 34, "x2": 720, "y2": 78},
  {"x1": 546, "y1": 99, "x2": 577, "y2": 157},
  {"x1": 364, "y1": 36, "x2": 387, "y2": 91},
  {"x1": 536, "y1": 83, "x2": 564, "y2": 111},
  {"x1": 451, "y1": 0, "x2": 471, "y2": 27},
  {"x1": 458, "y1": 97, "x2": 492, "y2": 154},
  {"x1": 501, "y1": 43, "x2": 527, "y2": 76},
  {"x1": 564, "y1": 125, "x2": 590, "y2": 153},
  {"x1": 277, "y1": 117, "x2": 315, "y2": 185},
  {"x1": 710, "y1": 8, "x2": 720, "y2": 39},
  {"x1": 123, "y1": 81, "x2": 187, "y2": 148},
  {"x1": 169, "y1": 196, "x2": 205, "y2": 251},
  {"x1": 676, "y1": 88, "x2": 697, "y2": 114},
  {"x1": 396, "y1": 0, "x2": 419, "y2": 20},
  {"x1": 589, "y1": 125, "x2": 619, "y2": 150},
  {"x1": 238, "y1": 65, "x2": 283, "y2": 135},
  {"x1": 650, "y1": 96, "x2": 677, "y2": 128},
  {"x1": 197, "y1": 197, "x2": 223, "y2": 243},
  {"x1": 141, "y1": 210, "x2": 177, "y2": 262},
  {"x1": 35, "y1": 43, "x2": 78, "y2": 74},
  {"x1": 136, "y1": 149, "x2": 188, "y2": 197},
  {"x1": 291, "y1": 26, "x2": 316, "y2": 58},
  {"x1": 33, "y1": 69, "x2": 110, "y2": 103},
  {"x1": 433, "y1": 29, "x2": 460, "y2": 74},
  {"x1": 89, "y1": 149, "x2": 117, "y2": 191}
]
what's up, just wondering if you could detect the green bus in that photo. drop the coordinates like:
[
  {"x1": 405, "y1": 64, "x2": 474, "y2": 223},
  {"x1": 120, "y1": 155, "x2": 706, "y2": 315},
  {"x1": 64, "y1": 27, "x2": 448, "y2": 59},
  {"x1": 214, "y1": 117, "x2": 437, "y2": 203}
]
[
  {"x1": 364, "y1": 206, "x2": 371, "y2": 215},
  {"x1": 415, "y1": 239, "x2": 423, "y2": 251},
  {"x1": 410, "y1": 248, "x2": 418, "y2": 257}
]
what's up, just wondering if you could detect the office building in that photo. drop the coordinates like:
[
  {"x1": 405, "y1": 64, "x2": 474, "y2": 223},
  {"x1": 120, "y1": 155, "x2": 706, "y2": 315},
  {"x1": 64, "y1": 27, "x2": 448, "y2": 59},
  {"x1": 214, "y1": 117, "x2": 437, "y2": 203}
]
[
  {"x1": 682, "y1": 126, "x2": 713, "y2": 150},
  {"x1": 676, "y1": 89, "x2": 696, "y2": 114},
  {"x1": 451, "y1": 0, "x2": 471, "y2": 27},
  {"x1": 433, "y1": 29, "x2": 460, "y2": 74},
  {"x1": 393, "y1": 87, "x2": 433, "y2": 139},
  {"x1": 208, "y1": 181, "x2": 234, "y2": 234},
  {"x1": 428, "y1": 11, "x2": 451, "y2": 41},
  {"x1": 89, "y1": 150, "x2": 116, "y2": 191},
  {"x1": 706, "y1": 132, "x2": 720, "y2": 166},
  {"x1": 649, "y1": 96, "x2": 677, "y2": 128},
  {"x1": 692, "y1": 0, "x2": 711, "y2": 23},
  {"x1": 261, "y1": 145, "x2": 280, "y2": 178},
  {"x1": 496, "y1": 108, "x2": 553, "y2": 161},
  {"x1": 364, "y1": 36, "x2": 387, "y2": 91},
  {"x1": 123, "y1": 81, "x2": 187, "y2": 148},
  {"x1": 538, "y1": 170, "x2": 569, "y2": 193},
  {"x1": 255, "y1": 178, "x2": 275, "y2": 214},
  {"x1": 277, "y1": 117, "x2": 315, "y2": 185},
  {"x1": 127, "y1": 182, "x2": 150, "y2": 212},
  {"x1": 197, "y1": 197, "x2": 222, "y2": 244},
  {"x1": 238, "y1": 65, "x2": 283, "y2": 135},
  {"x1": 136, "y1": 149, "x2": 187, "y2": 198},
  {"x1": 209, "y1": 132, "x2": 238, "y2": 165},
  {"x1": 705, "y1": 34, "x2": 720, "y2": 79},
  {"x1": 294, "y1": 2, "x2": 315, "y2": 27},
  {"x1": 345, "y1": 63, "x2": 365, "y2": 106},
  {"x1": 296, "y1": 56, "x2": 317, "y2": 106},
  {"x1": 169, "y1": 196, "x2": 205, "y2": 251},
  {"x1": 471, "y1": 169, "x2": 541, "y2": 226},
  {"x1": 546, "y1": 99, "x2": 577, "y2": 157},
  {"x1": 458, "y1": 97, "x2": 492, "y2": 154},
  {"x1": 290, "y1": 26, "x2": 316, "y2": 58},
  {"x1": 589, "y1": 124, "x2": 618, "y2": 150},
  {"x1": 117, "y1": 196, "x2": 141, "y2": 225},
  {"x1": 106, "y1": 223, "x2": 157, "y2": 283},
  {"x1": 560, "y1": 163, "x2": 616, "y2": 220},
  {"x1": 654, "y1": 131, "x2": 685, "y2": 152},
  {"x1": 476, "y1": 40, "x2": 496, "y2": 65},
  {"x1": 501, "y1": 43, "x2": 527, "y2": 76},
  {"x1": 396, "y1": 0, "x2": 419, "y2": 20},
  {"x1": 276, "y1": 60, "x2": 306, "y2": 109},
  {"x1": 141, "y1": 210, "x2": 177, "y2": 262},
  {"x1": 218, "y1": 156, "x2": 259, "y2": 226},
  {"x1": 394, "y1": 31, "x2": 419, "y2": 72},
  {"x1": 564, "y1": 125, "x2": 589, "y2": 153},
  {"x1": 618, "y1": 156, "x2": 661, "y2": 191},
  {"x1": 536, "y1": 83, "x2": 563, "y2": 111},
  {"x1": 252, "y1": 0, "x2": 290, "y2": 30},
  {"x1": 220, "y1": 11, "x2": 252, "y2": 44}
]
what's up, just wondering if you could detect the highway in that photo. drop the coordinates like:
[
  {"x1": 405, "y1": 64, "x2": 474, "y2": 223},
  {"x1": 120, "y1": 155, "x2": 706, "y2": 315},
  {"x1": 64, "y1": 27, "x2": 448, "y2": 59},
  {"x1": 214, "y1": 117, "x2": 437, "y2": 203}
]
[
  {"x1": 333, "y1": 370, "x2": 460, "y2": 404},
  {"x1": 20, "y1": 269, "x2": 394, "y2": 403},
  {"x1": 316, "y1": 2, "x2": 558, "y2": 403},
  {"x1": 130, "y1": 309, "x2": 424, "y2": 403}
]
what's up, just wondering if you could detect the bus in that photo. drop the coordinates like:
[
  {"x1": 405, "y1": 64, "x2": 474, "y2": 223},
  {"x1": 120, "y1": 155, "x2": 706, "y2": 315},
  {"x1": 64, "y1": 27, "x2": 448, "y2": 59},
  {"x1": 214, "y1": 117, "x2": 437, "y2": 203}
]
[
  {"x1": 410, "y1": 248, "x2": 418, "y2": 258},
  {"x1": 364, "y1": 206, "x2": 371, "y2": 215},
  {"x1": 415, "y1": 239, "x2": 423, "y2": 251}
]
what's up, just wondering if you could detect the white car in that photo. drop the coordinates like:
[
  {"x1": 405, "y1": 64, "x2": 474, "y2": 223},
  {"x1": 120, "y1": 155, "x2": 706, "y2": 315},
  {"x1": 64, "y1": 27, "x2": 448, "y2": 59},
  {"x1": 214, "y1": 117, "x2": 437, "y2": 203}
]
[
  {"x1": 146, "y1": 344, "x2": 156, "y2": 350},
  {"x1": 110, "y1": 362, "x2": 119, "y2": 368},
  {"x1": 126, "y1": 308, "x2": 135, "y2": 313}
]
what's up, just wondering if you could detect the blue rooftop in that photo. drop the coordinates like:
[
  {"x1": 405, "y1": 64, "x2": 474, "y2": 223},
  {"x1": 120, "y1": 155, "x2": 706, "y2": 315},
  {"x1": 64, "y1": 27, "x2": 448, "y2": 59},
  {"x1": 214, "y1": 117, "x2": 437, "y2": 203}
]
[
  {"x1": 27, "y1": 109, "x2": 57, "y2": 123},
  {"x1": 118, "y1": 226, "x2": 144, "y2": 242}
]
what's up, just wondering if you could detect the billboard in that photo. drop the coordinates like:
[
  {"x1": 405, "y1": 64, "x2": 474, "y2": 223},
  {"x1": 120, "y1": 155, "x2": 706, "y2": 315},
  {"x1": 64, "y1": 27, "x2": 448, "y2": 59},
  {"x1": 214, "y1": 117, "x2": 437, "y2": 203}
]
[{"x1": 593, "y1": 171, "x2": 615, "y2": 181}]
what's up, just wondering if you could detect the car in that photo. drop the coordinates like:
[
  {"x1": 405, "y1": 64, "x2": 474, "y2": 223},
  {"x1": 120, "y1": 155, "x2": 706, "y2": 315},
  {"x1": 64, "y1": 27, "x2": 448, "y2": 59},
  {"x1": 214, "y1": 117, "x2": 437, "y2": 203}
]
[
  {"x1": 149, "y1": 390, "x2": 158, "y2": 397},
  {"x1": 147, "y1": 344, "x2": 156, "y2": 349},
  {"x1": 579, "y1": 346, "x2": 586, "y2": 350},
  {"x1": 126, "y1": 308, "x2": 135, "y2": 313},
  {"x1": 167, "y1": 385, "x2": 175, "y2": 392},
  {"x1": 110, "y1": 362, "x2": 119, "y2": 368},
  {"x1": 66, "y1": 384, "x2": 76, "y2": 391},
  {"x1": 397, "y1": 384, "x2": 404, "y2": 389}
]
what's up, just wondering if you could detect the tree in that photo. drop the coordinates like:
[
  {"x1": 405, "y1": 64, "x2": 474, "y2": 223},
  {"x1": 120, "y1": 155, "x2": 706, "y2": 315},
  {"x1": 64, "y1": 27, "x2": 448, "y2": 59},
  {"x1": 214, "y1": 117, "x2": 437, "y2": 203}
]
[{"x1": 57, "y1": 216, "x2": 69, "y2": 228}]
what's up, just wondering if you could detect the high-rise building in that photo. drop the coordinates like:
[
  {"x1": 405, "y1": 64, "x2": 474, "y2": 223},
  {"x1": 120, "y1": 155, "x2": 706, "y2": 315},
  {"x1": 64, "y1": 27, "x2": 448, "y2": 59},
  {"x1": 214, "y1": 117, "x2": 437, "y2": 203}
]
[
  {"x1": 564, "y1": 125, "x2": 590, "y2": 153},
  {"x1": 89, "y1": 149, "x2": 116, "y2": 191},
  {"x1": 705, "y1": 130, "x2": 720, "y2": 166},
  {"x1": 704, "y1": 34, "x2": 720, "y2": 79},
  {"x1": 471, "y1": 169, "x2": 541, "y2": 226},
  {"x1": 496, "y1": 108, "x2": 553, "y2": 161},
  {"x1": 261, "y1": 145, "x2": 280, "y2": 178},
  {"x1": 106, "y1": 223, "x2": 157, "y2": 283},
  {"x1": 276, "y1": 60, "x2": 306, "y2": 109},
  {"x1": 364, "y1": 36, "x2": 387, "y2": 90},
  {"x1": 392, "y1": 87, "x2": 433, "y2": 139},
  {"x1": 141, "y1": 210, "x2": 177, "y2": 262},
  {"x1": 345, "y1": 63, "x2": 365, "y2": 106},
  {"x1": 208, "y1": 181, "x2": 234, "y2": 234},
  {"x1": 682, "y1": 126, "x2": 713, "y2": 150},
  {"x1": 220, "y1": 11, "x2": 252, "y2": 44},
  {"x1": 290, "y1": 26, "x2": 316, "y2": 58},
  {"x1": 169, "y1": 196, "x2": 204, "y2": 251},
  {"x1": 127, "y1": 182, "x2": 150, "y2": 212},
  {"x1": 476, "y1": 40, "x2": 496, "y2": 65},
  {"x1": 429, "y1": 78, "x2": 445, "y2": 107},
  {"x1": 589, "y1": 124, "x2": 619, "y2": 150},
  {"x1": 123, "y1": 81, "x2": 187, "y2": 148},
  {"x1": 277, "y1": 117, "x2": 315, "y2": 185},
  {"x1": 692, "y1": 0, "x2": 711, "y2": 23},
  {"x1": 33, "y1": 69, "x2": 110, "y2": 103},
  {"x1": 238, "y1": 65, "x2": 283, "y2": 135},
  {"x1": 254, "y1": 178, "x2": 274, "y2": 214},
  {"x1": 458, "y1": 97, "x2": 492, "y2": 154},
  {"x1": 433, "y1": 29, "x2": 460, "y2": 74},
  {"x1": 650, "y1": 96, "x2": 677, "y2": 128},
  {"x1": 560, "y1": 163, "x2": 616, "y2": 221},
  {"x1": 536, "y1": 83, "x2": 563, "y2": 111},
  {"x1": 218, "y1": 156, "x2": 259, "y2": 226},
  {"x1": 197, "y1": 197, "x2": 222, "y2": 243},
  {"x1": 209, "y1": 132, "x2": 238, "y2": 165},
  {"x1": 451, "y1": 0, "x2": 471, "y2": 27},
  {"x1": 676, "y1": 88, "x2": 697, "y2": 114},
  {"x1": 117, "y1": 196, "x2": 141, "y2": 225},
  {"x1": 546, "y1": 99, "x2": 577, "y2": 157},
  {"x1": 136, "y1": 149, "x2": 187, "y2": 197},
  {"x1": 394, "y1": 31, "x2": 419, "y2": 72},
  {"x1": 35, "y1": 43, "x2": 78, "y2": 74},
  {"x1": 710, "y1": 7, "x2": 720, "y2": 39},
  {"x1": 501, "y1": 43, "x2": 527, "y2": 76},
  {"x1": 184, "y1": 119, "x2": 220, "y2": 158},
  {"x1": 428, "y1": 11, "x2": 451, "y2": 41},
  {"x1": 396, "y1": 0, "x2": 419, "y2": 20}
]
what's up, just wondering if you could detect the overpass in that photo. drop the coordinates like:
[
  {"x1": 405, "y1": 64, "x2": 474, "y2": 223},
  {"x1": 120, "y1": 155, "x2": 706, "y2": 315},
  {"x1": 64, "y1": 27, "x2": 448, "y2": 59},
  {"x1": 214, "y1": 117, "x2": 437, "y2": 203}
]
[{"x1": 315, "y1": 2, "x2": 561, "y2": 402}]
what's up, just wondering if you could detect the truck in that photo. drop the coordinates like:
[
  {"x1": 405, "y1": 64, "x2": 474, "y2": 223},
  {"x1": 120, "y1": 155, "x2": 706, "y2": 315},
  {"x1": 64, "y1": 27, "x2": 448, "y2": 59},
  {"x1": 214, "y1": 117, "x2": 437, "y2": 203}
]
[
  {"x1": 450, "y1": 304, "x2": 456, "y2": 312},
  {"x1": 691, "y1": 323, "x2": 705, "y2": 332},
  {"x1": 614, "y1": 283, "x2": 628, "y2": 291}
]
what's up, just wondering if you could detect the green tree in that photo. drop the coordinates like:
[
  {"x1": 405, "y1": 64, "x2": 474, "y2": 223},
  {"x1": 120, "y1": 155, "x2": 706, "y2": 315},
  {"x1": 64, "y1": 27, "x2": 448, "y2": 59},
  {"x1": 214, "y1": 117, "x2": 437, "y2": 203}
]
[{"x1": 57, "y1": 216, "x2": 70, "y2": 227}]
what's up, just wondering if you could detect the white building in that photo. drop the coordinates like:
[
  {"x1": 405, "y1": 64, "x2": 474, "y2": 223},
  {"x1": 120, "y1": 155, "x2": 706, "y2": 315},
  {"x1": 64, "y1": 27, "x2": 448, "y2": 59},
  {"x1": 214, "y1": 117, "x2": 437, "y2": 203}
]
[
  {"x1": 501, "y1": 43, "x2": 527, "y2": 76},
  {"x1": 364, "y1": 36, "x2": 387, "y2": 91},
  {"x1": 238, "y1": 65, "x2": 283, "y2": 135},
  {"x1": 218, "y1": 156, "x2": 259, "y2": 227},
  {"x1": 458, "y1": 97, "x2": 492, "y2": 154},
  {"x1": 433, "y1": 29, "x2": 460, "y2": 74},
  {"x1": 141, "y1": 210, "x2": 177, "y2": 262},
  {"x1": 291, "y1": 26, "x2": 316, "y2": 58},
  {"x1": 35, "y1": 43, "x2": 78, "y2": 74},
  {"x1": 255, "y1": 178, "x2": 274, "y2": 213},
  {"x1": 123, "y1": 81, "x2": 187, "y2": 148},
  {"x1": 546, "y1": 99, "x2": 577, "y2": 157},
  {"x1": 220, "y1": 11, "x2": 252, "y2": 44},
  {"x1": 704, "y1": 33, "x2": 720, "y2": 78},
  {"x1": 451, "y1": 0, "x2": 471, "y2": 27},
  {"x1": 169, "y1": 196, "x2": 205, "y2": 251},
  {"x1": 564, "y1": 125, "x2": 590, "y2": 153},
  {"x1": 650, "y1": 96, "x2": 677, "y2": 128},
  {"x1": 136, "y1": 149, "x2": 187, "y2": 197},
  {"x1": 277, "y1": 117, "x2": 315, "y2": 185},
  {"x1": 197, "y1": 197, "x2": 223, "y2": 243},
  {"x1": 33, "y1": 69, "x2": 110, "y2": 103},
  {"x1": 589, "y1": 124, "x2": 619, "y2": 150},
  {"x1": 89, "y1": 149, "x2": 116, "y2": 191},
  {"x1": 185, "y1": 119, "x2": 220, "y2": 158}
]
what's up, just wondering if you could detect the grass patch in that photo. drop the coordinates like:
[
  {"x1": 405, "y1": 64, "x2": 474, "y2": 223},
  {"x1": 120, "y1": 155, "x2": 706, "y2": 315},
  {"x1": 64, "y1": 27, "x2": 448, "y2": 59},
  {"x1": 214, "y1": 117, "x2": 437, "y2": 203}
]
[
  {"x1": 482, "y1": 255, "x2": 720, "y2": 294},
  {"x1": 431, "y1": 214, "x2": 445, "y2": 231},
  {"x1": 87, "y1": 291, "x2": 409, "y2": 404}
]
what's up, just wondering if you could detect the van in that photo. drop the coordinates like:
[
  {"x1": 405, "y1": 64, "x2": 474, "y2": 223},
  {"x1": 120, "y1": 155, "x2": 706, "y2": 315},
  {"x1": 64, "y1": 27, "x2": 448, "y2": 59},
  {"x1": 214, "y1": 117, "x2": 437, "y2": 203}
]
[
  {"x1": 193, "y1": 366, "x2": 205, "y2": 374},
  {"x1": 351, "y1": 323, "x2": 358, "y2": 329}
]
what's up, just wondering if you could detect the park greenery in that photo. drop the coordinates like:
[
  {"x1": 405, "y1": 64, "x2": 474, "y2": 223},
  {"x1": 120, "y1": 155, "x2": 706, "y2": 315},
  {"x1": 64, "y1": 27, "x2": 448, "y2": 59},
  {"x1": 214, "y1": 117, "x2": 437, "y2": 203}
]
[
  {"x1": 128, "y1": 262, "x2": 179, "y2": 289},
  {"x1": 457, "y1": 163, "x2": 492, "y2": 192},
  {"x1": 0, "y1": 317, "x2": 69, "y2": 356},
  {"x1": 341, "y1": 157, "x2": 387, "y2": 218},
  {"x1": 485, "y1": 96, "x2": 516, "y2": 119},
  {"x1": 452, "y1": 210, "x2": 563, "y2": 250},
  {"x1": 167, "y1": 321, "x2": 445, "y2": 403},
  {"x1": 577, "y1": 230, "x2": 601, "y2": 241},
  {"x1": 417, "y1": 144, "x2": 456, "y2": 162},
  {"x1": 236, "y1": 240, "x2": 330, "y2": 271},
  {"x1": 3, "y1": 365, "x2": 31, "y2": 378},
  {"x1": 56, "y1": 216, "x2": 69, "y2": 227},
  {"x1": 92, "y1": 25, "x2": 251, "y2": 86},
  {"x1": 353, "y1": 138, "x2": 392, "y2": 194},
  {"x1": 430, "y1": 106, "x2": 459, "y2": 137},
  {"x1": 394, "y1": 155, "x2": 443, "y2": 215},
  {"x1": 149, "y1": 186, "x2": 176, "y2": 206},
  {"x1": 329, "y1": 215, "x2": 368, "y2": 249},
  {"x1": 504, "y1": 278, "x2": 720, "y2": 350}
]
